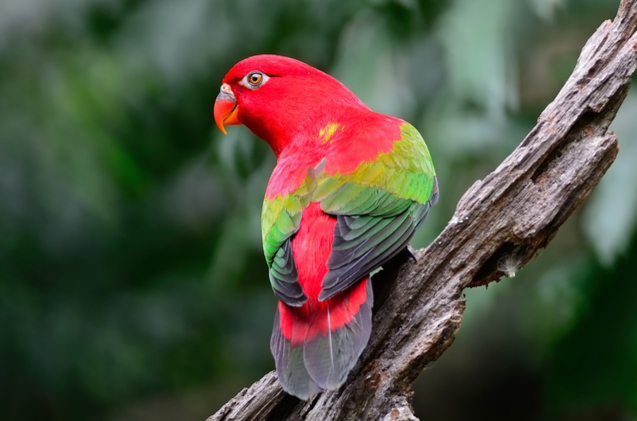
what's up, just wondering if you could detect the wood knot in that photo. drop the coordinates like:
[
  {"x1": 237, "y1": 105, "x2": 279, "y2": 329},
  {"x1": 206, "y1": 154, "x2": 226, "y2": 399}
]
[{"x1": 363, "y1": 361, "x2": 384, "y2": 389}]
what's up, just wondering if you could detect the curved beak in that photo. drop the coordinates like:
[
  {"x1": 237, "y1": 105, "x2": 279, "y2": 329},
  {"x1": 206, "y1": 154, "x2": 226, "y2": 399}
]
[{"x1": 214, "y1": 83, "x2": 241, "y2": 134}]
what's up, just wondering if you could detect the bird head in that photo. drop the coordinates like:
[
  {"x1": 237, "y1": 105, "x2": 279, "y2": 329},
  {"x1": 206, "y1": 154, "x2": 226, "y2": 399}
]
[{"x1": 213, "y1": 55, "x2": 365, "y2": 155}]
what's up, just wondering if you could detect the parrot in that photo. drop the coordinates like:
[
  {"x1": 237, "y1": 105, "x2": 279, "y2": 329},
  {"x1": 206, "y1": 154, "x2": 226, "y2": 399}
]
[{"x1": 213, "y1": 55, "x2": 438, "y2": 400}]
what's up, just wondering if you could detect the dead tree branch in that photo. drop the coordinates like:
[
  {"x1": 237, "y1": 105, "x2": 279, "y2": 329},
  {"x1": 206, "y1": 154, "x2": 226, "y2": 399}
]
[{"x1": 209, "y1": 1, "x2": 637, "y2": 420}]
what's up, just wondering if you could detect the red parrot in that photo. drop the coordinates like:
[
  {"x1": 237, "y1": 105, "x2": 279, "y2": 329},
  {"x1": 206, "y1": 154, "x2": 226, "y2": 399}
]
[{"x1": 213, "y1": 55, "x2": 438, "y2": 400}]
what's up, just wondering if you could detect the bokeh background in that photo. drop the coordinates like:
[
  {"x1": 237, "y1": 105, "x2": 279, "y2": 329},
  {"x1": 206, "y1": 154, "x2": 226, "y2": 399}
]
[{"x1": 1, "y1": 0, "x2": 636, "y2": 420}]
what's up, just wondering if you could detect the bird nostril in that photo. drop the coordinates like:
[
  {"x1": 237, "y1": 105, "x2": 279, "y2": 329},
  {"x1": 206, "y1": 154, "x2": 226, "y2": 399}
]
[{"x1": 221, "y1": 83, "x2": 232, "y2": 94}]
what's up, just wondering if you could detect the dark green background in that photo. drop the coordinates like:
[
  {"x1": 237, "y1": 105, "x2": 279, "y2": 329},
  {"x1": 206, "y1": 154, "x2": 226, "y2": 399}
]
[{"x1": 1, "y1": 0, "x2": 636, "y2": 419}]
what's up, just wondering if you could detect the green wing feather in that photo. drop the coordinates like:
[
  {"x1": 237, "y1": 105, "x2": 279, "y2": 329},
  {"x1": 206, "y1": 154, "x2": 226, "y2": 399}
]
[
  {"x1": 315, "y1": 124, "x2": 435, "y2": 207},
  {"x1": 262, "y1": 168, "x2": 316, "y2": 307}
]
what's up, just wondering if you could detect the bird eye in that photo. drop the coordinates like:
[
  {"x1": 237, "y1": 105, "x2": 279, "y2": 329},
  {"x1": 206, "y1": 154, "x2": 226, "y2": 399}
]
[
  {"x1": 240, "y1": 71, "x2": 269, "y2": 90},
  {"x1": 248, "y1": 72, "x2": 263, "y2": 85}
]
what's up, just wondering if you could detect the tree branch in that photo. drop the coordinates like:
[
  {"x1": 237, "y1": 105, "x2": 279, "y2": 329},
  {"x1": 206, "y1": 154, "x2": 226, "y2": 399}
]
[{"x1": 209, "y1": 2, "x2": 637, "y2": 420}]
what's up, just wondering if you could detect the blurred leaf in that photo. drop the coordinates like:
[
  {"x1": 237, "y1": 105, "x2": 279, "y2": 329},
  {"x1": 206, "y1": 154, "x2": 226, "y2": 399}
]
[
  {"x1": 528, "y1": 0, "x2": 565, "y2": 20},
  {"x1": 437, "y1": 0, "x2": 518, "y2": 118},
  {"x1": 583, "y1": 93, "x2": 637, "y2": 266},
  {"x1": 544, "y1": 235, "x2": 637, "y2": 417}
]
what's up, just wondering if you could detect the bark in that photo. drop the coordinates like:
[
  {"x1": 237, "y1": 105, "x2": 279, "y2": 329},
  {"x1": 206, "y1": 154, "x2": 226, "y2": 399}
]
[{"x1": 209, "y1": 2, "x2": 637, "y2": 420}]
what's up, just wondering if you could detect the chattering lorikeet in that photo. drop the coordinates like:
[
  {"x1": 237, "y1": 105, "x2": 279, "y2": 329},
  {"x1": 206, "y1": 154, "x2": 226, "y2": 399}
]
[{"x1": 214, "y1": 55, "x2": 438, "y2": 400}]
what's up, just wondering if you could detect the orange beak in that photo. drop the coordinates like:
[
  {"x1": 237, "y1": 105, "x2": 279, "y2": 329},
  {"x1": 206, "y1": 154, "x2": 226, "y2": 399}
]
[{"x1": 214, "y1": 83, "x2": 241, "y2": 134}]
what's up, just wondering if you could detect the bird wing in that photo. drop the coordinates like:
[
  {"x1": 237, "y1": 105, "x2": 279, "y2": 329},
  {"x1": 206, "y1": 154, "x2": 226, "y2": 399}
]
[
  {"x1": 262, "y1": 123, "x2": 437, "y2": 305},
  {"x1": 261, "y1": 167, "x2": 316, "y2": 307},
  {"x1": 315, "y1": 123, "x2": 438, "y2": 301}
]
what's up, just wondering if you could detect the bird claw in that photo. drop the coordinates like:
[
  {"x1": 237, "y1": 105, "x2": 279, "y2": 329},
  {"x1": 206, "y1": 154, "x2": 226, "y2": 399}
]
[{"x1": 405, "y1": 246, "x2": 417, "y2": 262}]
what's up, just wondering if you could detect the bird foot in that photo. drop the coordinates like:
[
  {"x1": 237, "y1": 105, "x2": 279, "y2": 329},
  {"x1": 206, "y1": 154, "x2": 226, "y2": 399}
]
[{"x1": 405, "y1": 246, "x2": 417, "y2": 262}]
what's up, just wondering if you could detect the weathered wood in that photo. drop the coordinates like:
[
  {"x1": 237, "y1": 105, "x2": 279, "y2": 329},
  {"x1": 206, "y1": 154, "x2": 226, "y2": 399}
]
[{"x1": 208, "y1": 1, "x2": 637, "y2": 420}]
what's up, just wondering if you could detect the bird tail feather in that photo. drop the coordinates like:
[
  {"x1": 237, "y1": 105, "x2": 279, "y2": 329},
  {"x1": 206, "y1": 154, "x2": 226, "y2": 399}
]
[{"x1": 270, "y1": 278, "x2": 373, "y2": 400}]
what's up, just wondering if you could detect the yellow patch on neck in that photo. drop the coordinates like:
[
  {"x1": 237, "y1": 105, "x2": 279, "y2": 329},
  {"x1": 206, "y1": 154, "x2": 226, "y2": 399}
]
[{"x1": 319, "y1": 123, "x2": 344, "y2": 144}]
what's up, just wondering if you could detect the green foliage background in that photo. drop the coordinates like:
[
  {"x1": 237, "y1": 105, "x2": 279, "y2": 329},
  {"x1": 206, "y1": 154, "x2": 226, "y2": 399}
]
[{"x1": 1, "y1": 0, "x2": 636, "y2": 420}]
